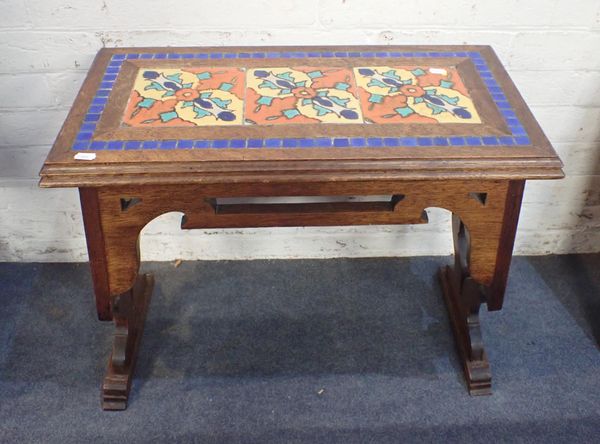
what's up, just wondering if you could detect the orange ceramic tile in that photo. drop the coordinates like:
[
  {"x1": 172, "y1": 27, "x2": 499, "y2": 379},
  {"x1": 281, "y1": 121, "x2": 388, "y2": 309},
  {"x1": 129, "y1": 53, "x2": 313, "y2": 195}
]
[
  {"x1": 123, "y1": 67, "x2": 246, "y2": 127},
  {"x1": 354, "y1": 66, "x2": 481, "y2": 124},
  {"x1": 244, "y1": 67, "x2": 363, "y2": 125}
]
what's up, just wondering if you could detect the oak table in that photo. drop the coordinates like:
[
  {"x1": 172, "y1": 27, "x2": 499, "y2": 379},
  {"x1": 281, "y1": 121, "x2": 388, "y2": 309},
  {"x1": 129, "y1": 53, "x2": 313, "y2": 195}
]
[{"x1": 40, "y1": 46, "x2": 564, "y2": 410}]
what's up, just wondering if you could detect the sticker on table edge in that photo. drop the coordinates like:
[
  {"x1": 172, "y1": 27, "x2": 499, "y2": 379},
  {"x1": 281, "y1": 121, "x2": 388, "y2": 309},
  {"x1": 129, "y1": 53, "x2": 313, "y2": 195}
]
[{"x1": 74, "y1": 153, "x2": 97, "y2": 160}]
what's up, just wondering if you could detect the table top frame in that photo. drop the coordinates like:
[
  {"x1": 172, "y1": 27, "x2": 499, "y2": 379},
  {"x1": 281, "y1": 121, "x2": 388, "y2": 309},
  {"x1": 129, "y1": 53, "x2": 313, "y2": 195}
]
[{"x1": 40, "y1": 45, "x2": 564, "y2": 187}]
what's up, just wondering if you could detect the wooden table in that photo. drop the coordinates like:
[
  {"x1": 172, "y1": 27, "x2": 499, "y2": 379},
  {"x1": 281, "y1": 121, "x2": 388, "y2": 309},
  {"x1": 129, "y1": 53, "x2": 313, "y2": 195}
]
[{"x1": 40, "y1": 45, "x2": 564, "y2": 410}]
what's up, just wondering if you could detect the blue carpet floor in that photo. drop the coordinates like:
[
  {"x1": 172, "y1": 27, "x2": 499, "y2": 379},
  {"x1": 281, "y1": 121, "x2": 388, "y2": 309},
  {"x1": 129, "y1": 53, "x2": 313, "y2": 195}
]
[{"x1": 1, "y1": 255, "x2": 599, "y2": 443}]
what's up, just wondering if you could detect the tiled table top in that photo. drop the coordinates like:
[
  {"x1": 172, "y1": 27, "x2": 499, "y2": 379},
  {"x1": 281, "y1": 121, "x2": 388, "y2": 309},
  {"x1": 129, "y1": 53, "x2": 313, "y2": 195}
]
[
  {"x1": 40, "y1": 46, "x2": 563, "y2": 186},
  {"x1": 72, "y1": 48, "x2": 528, "y2": 151}
]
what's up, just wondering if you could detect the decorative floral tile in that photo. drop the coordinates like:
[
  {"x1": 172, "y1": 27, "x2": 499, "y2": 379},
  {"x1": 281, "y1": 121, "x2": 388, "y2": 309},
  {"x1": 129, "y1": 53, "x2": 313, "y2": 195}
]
[
  {"x1": 123, "y1": 67, "x2": 245, "y2": 127},
  {"x1": 244, "y1": 67, "x2": 363, "y2": 125},
  {"x1": 354, "y1": 66, "x2": 481, "y2": 124}
]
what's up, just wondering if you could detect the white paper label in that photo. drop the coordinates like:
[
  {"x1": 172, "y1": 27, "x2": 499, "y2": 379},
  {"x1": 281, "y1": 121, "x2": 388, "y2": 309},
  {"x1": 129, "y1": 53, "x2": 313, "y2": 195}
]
[
  {"x1": 429, "y1": 68, "x2": 447, "y2": 75},
  {"x1": 74, "y1": 153, "x2": 97, "y2": 160}
]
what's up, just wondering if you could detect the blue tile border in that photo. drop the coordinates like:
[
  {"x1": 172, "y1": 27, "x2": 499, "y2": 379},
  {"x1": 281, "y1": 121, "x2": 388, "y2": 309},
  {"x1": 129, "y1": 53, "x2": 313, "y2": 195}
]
[{"x1": 71, "y1": 50, "x2": 531, "y2": 151}]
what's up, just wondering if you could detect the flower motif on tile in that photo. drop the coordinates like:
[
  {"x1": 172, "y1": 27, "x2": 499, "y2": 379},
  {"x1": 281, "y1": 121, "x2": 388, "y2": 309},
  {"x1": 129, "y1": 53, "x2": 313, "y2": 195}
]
[
  {"x1": 354, "y1": 66, "x2": 481, "y2": 124},
  {"x1": 245, "y1": 67, "x2": 363, "y2": 125},
  {"x1": 123, "y1": 68, "x2": 245, "y2": 127}
]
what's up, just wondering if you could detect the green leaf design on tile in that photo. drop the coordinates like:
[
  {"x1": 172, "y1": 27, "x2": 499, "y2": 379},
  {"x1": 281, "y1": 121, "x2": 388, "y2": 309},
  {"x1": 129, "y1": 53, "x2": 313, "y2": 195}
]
[
  {"x1": 159, "y1": 111, "x2": 178, "y2": 122},
  {"x1": 138, "y1": 98, "x2": 156, "y2": 108}
]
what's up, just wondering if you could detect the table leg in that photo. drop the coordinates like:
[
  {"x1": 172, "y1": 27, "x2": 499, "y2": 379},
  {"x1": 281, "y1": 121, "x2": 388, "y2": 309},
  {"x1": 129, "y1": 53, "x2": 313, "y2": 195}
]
[
  {"x1": 79, "y1": 188, "x2": 113, "y2": 321},
  {"x1": 80, "y1": 187, "x2": 161, "y2": 409},
  {"x1": 102, "y1": 273, "x2": 154, "y2": 410},
  {"x1": 438, "y1": 180, "x2": 525, "y2": 395}
]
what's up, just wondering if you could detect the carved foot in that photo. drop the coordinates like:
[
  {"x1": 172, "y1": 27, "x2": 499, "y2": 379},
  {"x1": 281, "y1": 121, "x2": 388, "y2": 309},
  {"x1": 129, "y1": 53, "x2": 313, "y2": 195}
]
[
  {"x1": 439, "y1": 266, "x2": 492, "y2": 396},
  {"x1": 102, "y1": 273, "x2": 154, "y2": 410}
]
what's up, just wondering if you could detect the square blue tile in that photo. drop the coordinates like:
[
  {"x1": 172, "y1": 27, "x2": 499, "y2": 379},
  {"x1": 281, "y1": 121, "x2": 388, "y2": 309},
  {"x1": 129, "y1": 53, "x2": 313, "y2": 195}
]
[
  {"x1": 449, "y1": 136, "x2": 465, "y2": 146},
  {"x1": 72, "y1": 141, "x2": 89, "y2": 150},
  {"x1": 299, "y1": 138, "x2": 315, "y2": 147},
  {"x1": 125, "y1": 141, "x2": 141, "y2": 150},
  {"x1": 211, "y1": 140, "x2": 228, "y2": 148},
  {"x1": 315, "y1": 138, "x2": 332, "y2": 147},
  {"x1": 80, "y1": 123, "x2": 97, "y2": 131},
  {"x1": 399, "y1": 137, "x2": 417, "y2": 146},
  {"x1": 265, "y1": 138, "x2": 282, "y2": 148},
  {"x1": 142, "y1": 141, "x2": 159, "y2": 149},
  {"x1": 88, "y1": 105, "x2": 104, "y2": 114},
  {"x1": 367, "y1": 137, "x2": 383, "y2": 147},
  {"x1": 160, "y1": 140, "x2": 177, "y2": 149},
  {"x1": 465, "y1": 137, "x2": 482, "y2": 146},
  {"x1": 247, "y1": 139, "x2": 263, "y2": 148},
  {"x1": 515, "y1": 136, "x2": 531, "y2": 145},
  {"x1": 433, "y1": 137, "x2": 449, "y2": 146},
  {"x1": 499, "y1": 136, "x2": 515, "y2": 145},
  {"x1": 195, "y1": 53, "x2": 209, "y2": 59},
  {"x1": 417, "y1": 137, "x2": 433, "y2": 146},
  {"x1": 334, "y1": 138, "x2": 350, "y2": 147},
  {"x1": 383, "y1": 137, "x2": 399, "y2": 147},
  {"x1": 76, "y1": 132, "x2": 93, "y2": 141},
  {"x1": 482, "y1": 136, "x2": 499, "y2": 145},
  {"x1": 177, "y1": 140, "x2": 194, "y2": 149},
  {"x1": 107, "y1": 141, "x2": 123, "y2": 150},
  {"x1": 229, "y1": 139, "x2": 245, "y2": 148},
  {"x1": 350, "y1": 138, "x2": 366, "y2": 147},
  {"x1": 283, "y1": 138, "x2": 299, "y2": 147},
  {"x1": 194, "y1": 140, "x2": 210, "y2": 148},
  {"x1": 84, "y1": 114, "x2": 100, "y2": 122},
  {"x1": 90, "y1": 141, "x2": 106, "y2": 150}
]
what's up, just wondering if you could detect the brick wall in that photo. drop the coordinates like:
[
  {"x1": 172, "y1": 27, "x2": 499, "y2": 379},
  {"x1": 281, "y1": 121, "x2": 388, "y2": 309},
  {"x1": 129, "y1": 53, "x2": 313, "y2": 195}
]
[{"x1": 1, "y1": 0, "x2": 599, "y2": 261}]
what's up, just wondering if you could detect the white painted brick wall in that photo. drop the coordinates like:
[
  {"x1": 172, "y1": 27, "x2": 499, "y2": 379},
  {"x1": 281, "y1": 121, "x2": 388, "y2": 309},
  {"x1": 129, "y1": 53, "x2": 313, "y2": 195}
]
[{"x1": 1, "y1": 0, "x2": 599, "y2": 262}]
